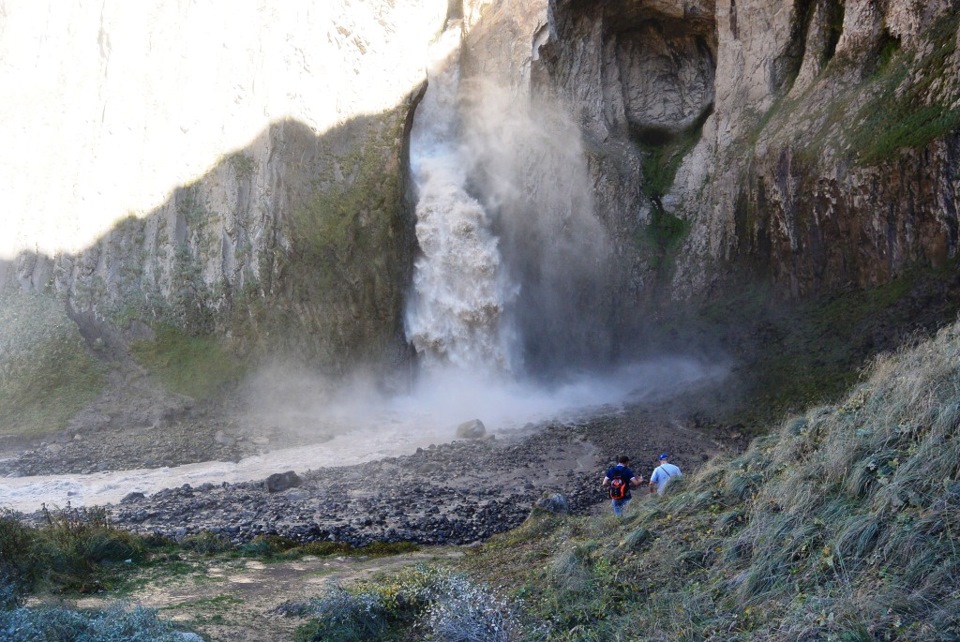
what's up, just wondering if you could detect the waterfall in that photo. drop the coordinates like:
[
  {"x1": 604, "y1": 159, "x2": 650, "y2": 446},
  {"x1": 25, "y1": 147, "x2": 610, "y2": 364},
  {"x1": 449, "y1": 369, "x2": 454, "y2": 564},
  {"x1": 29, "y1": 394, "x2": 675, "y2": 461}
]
[
  {"x1": 405, "y1": 17, "x2": 619, "y2": 379},
  {"x1": 405, "y1": 22, "x2": 519, "y2": 375}
]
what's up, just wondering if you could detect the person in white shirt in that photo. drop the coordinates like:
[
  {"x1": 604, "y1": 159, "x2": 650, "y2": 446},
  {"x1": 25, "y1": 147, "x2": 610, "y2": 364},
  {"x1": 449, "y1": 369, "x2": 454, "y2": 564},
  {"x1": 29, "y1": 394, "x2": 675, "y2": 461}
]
[{"x1": 648, "y1": 453, "x2": 682, "y2": 494}]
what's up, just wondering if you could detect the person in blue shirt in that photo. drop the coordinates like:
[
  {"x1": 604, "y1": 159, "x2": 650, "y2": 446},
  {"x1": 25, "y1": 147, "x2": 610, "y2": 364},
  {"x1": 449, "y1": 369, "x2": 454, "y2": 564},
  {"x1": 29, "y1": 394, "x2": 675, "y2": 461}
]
[
  {"x1": 602, "y1": 455, "x2": 640, "y2": 516},
  {"x1": 649, "y1": 453, "x2": 682, "y2": 494}
]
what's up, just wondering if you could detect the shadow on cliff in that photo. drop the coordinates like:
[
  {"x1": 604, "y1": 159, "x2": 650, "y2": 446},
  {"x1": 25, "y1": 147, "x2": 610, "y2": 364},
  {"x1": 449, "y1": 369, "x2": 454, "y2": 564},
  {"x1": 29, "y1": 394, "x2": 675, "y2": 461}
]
[
  {"x1": 0, "y1": 102, "x2": 427, "y2": 444},
  {"x1": 5, "y1": 109, "x2": 417, "y2": 364}
]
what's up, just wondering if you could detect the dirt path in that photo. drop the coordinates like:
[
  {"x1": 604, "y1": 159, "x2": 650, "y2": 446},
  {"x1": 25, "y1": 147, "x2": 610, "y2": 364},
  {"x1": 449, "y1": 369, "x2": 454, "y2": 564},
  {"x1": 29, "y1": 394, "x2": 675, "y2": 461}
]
[{"x1": 64, "y1": 549, "x2": 465, "y2": 642}]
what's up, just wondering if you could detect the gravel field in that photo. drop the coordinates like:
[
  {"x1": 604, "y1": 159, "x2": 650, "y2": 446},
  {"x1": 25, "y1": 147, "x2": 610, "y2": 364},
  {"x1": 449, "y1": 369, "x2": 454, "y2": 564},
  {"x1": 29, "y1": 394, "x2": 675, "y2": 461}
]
[{"x1": 2, "y1": 392, "x2": 732, "y2": 545}]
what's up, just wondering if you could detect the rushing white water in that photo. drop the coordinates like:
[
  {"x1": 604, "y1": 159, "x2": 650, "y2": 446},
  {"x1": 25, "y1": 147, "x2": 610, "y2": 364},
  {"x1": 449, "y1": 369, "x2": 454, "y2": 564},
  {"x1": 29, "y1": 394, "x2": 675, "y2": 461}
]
[
  {"x1": 404, "y1": 21, "x2": 519, "y2": 374},
  {"x1": 404, "y1": 19, "x2": 616, "y2": 376}
]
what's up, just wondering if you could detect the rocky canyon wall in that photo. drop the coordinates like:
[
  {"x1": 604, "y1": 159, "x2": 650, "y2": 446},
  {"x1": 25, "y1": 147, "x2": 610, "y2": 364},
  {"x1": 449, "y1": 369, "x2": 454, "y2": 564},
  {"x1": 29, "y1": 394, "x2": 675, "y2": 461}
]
[
  {"x1": 529, "y1": 0, "x2": 960, "y2": 311},
  {"x1": 675, "y1": 0, "x2": 960, "y2": 299},
  {"x1": 3, "y1": 0, "x2": 959, "y2": 387},
  {"x1": 0, "y1": 0, "x2": 446, "y2": 374}
]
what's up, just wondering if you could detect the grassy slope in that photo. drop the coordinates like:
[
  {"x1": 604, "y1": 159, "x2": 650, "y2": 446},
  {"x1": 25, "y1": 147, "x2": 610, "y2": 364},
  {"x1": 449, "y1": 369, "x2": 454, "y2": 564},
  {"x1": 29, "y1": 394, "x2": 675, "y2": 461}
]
[
  {"x1": 459, "y1": 319, "x2": 960, "y2": 640},
  {"x1": 128, "y1": 324, "x2": 244, "y2": 400},
  {"x1": 0, "y1": 291, "x2": 104, "y2": 438}
]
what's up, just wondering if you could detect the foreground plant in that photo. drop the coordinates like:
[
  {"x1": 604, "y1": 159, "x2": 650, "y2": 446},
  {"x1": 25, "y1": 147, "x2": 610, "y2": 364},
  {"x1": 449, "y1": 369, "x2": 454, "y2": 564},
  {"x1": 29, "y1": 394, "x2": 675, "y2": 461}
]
[
  {"x1": 0, "y1": 602, "x2": 197, "y2": 642},
  {"x1": 0, "y1": 504, "x2": 147, "y2": 597},
  {"x1": 0, "y1": 506, "x2": 205, "y2": 641},
  {"x1": 289, "y1": 565, "x2": 532, "y2": 642}
]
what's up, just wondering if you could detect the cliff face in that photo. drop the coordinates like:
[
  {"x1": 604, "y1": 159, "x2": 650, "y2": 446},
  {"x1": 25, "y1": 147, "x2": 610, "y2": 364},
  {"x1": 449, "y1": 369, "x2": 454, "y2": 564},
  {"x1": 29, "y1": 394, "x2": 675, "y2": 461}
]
[
  {"x1": 679, "y1": 0, "x2": 960, "y2": 299},
  {"x1": 0, "y1": 0, "x2": 445, "y2": 374},
  {"x1": 533, "y1": 0, "x2": 960, "y2": 305},
  {"x1": 2, "y1": 0, "x2": 959, "y2": 387}
]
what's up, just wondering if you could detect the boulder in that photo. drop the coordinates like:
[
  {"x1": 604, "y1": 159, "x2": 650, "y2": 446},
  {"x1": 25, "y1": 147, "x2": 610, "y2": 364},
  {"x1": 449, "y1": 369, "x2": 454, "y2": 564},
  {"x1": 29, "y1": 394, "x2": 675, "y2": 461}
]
[
  {"x1": 534, "y1": 492, "x2": 570, "y2": 514},
  {"x1": 265, "y1": 470, "x2": 302, "y2": 493},
  {"x1": 456, "y1": 419, "x2": 486, "y2": 440}
]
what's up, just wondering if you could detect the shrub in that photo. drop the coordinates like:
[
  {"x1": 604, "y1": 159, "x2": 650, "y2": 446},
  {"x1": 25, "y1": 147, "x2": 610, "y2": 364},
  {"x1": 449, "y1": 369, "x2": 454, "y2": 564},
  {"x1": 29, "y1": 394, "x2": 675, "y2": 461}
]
[
  {"x1": 0, "y1": 506, "x2": 147, "y2": 596},
  {"x1": 0, "y1": 512, "x2": 39, "y2": 601},
  {"x1": 293, "y1": 566, "x2": 529, "y2": 642},
  {"x1": 423, "y1": 571, "x2": 525, "y2": 642},
  {"x1": 294, "y1": 585, "x2": 393, "y2": 642},
  {"x1": 0, "y1": 603, "x2": 195, "y2": 642},
  {"x1": 34, "y1": 506, "x2": 145, "y2": 592},
  {"x1": 179, "y1": 531, "x2": 233, "y2": 556}
]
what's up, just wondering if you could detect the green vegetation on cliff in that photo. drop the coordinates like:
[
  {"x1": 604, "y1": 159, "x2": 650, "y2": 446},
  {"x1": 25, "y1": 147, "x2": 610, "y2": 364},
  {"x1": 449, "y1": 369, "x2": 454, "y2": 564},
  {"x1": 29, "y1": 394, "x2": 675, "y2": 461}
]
[
  {"x1": 0, "y1": 291, "x2": 104, "y2": 437},
  {"x1": 753, "y1": 13, "x2": 960, "y2": 167},
  {"x1": 637, "y1": 125, "x2": 701, "y2": 281},
  {"x1": 846, "y1": 16, "x2": 960, "y2": 165},
  {"x1": 129, "y1": 324, "x2": 244, "y2": 400},
  {"x1": 639, "y1": 124, "x2": 703, "y2": 201},
  {"x1": 636, "y1": 208, "x2": 691, "y2": 276},
  {"x1": 245, "y1": 110, "x2": 411, "y2": 372}
]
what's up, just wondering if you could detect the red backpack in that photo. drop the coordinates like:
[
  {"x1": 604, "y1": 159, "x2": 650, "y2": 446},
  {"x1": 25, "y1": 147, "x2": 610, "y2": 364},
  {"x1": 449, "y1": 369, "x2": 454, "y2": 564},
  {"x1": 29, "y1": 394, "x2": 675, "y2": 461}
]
[{"x1": 609, "y1": 472, "x2": 628, "y2": 500}]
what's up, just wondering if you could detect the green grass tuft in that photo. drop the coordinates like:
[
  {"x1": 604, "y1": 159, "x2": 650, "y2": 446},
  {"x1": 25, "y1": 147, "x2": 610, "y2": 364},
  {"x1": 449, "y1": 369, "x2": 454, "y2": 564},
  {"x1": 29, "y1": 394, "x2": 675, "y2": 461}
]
[{"x1": 129, "y1": 324, "x2": 244, "y2": 400}]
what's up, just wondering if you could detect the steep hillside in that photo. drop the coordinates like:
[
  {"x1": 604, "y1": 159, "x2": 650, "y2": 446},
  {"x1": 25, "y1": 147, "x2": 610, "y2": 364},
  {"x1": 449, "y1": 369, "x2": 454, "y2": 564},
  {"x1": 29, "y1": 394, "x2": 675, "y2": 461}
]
[{"x1": 460, "y1": 318, "x2": 960, "y2": 640}]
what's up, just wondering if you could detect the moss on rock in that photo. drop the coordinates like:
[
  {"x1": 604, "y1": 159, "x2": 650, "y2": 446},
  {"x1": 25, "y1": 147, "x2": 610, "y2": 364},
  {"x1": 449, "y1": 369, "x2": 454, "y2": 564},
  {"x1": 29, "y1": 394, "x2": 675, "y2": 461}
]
[
  {"x1": 129, "y1": 324, "x2": 243, "y2": 400},
  {"x1": 0, "y1": 291, "x2": 104, "y2": 437},
  {"x1": 242, "y1": 107, "x2": 414, "y2": 374}
]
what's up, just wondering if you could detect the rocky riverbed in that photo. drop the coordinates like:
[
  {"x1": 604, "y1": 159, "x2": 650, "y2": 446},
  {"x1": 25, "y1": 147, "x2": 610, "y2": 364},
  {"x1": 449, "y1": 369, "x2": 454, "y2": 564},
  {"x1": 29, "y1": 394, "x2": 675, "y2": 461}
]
[{"x1": 2, "y1": 402, "x2": 731, "y2": 547}]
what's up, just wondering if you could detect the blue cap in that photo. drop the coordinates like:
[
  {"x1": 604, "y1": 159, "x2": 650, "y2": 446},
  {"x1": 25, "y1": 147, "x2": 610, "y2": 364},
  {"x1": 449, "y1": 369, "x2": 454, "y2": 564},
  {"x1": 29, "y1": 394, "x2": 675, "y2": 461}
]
[{"x1": 658, "y1": 453, "x2": 669, "y2": 460}]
